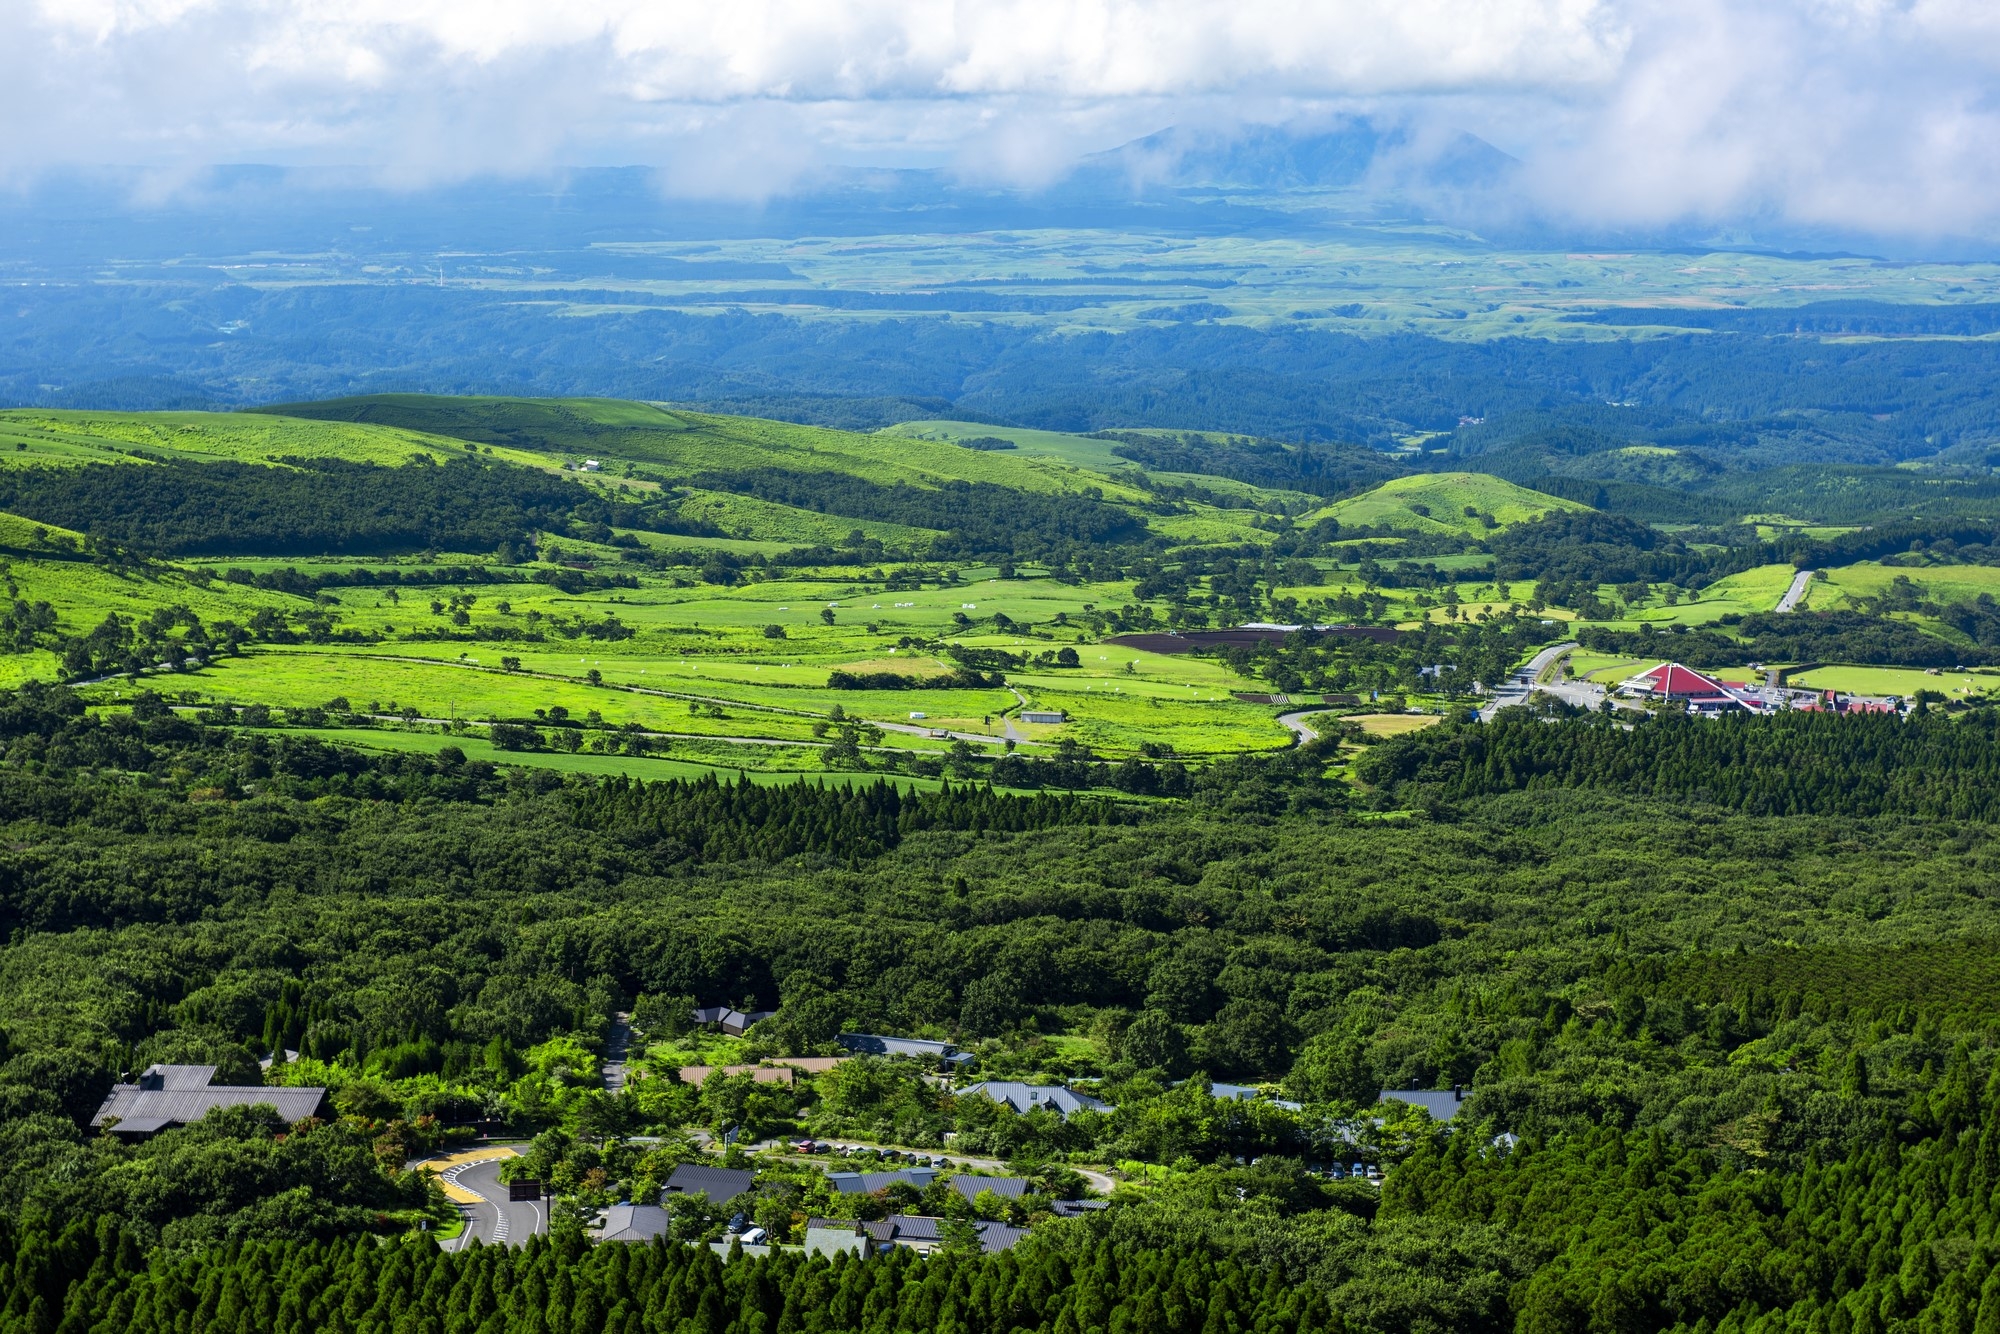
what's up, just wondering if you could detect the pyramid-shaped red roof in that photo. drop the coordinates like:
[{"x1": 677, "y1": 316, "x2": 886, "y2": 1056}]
[{"x1": 1635, "y1": 662, "x2": 1730, "y2": 697}]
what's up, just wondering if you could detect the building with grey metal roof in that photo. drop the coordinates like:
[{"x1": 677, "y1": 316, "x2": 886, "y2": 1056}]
[
  {"x1": 90, "y1": 1065, "x2": 329, "y2": 1139},
  {"x1": 948, "y1": 1174, "x2": 1034, "y2": 1202},
  {"x1": 1379, "y1": 1086, "x2": 1468, "y2": 1121},
  {"x1": 807, "y1": 1216, "x2": 1027, "y2": 1254},
  {"x1": 596, "y1": 1204, "x2": 672, "y2": 1243},
  {"x1": 663, "y1": 1163, "x2": 757, "y2": 1201},
  {"x1": 836, "y1": 1033, "x2": 975, "y2": 1066},
  {"x1": 828, "y1": 1167, "x2": 937, "y2": 1194},
  {"x1": 957, "y1": 1081, "x2": 1109, "y2": 1119}
]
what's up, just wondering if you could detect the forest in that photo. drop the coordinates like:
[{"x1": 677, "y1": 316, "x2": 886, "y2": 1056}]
[{"x1": 0, "y1": 670, "x2": 1998, "y2": 1330}]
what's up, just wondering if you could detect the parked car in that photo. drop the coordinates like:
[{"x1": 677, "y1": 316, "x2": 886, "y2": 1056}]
[{"x1": 791, "y1": 1139, "x2": 816, "y2": 1153}]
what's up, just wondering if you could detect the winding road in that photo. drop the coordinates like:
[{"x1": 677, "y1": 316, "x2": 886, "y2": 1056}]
[
  {"x1": 1479, "y1": 640, "x2": 1583, "y2": 717},
  {"x1": 1276, "y1": 709, "x2": 1324, "y2": 744},
  {"x1": 425, "y1": 1150, "x2": 544, "y2": 1251},
  {"x1": 1776, "y1": 568, "x2": 1818, "y2": 613}
]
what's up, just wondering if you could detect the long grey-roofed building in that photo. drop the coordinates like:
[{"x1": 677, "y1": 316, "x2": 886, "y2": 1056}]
[
  {"x1": 828, "y1": 1167, "x2": 937, "y2": 1194},
  {"x1": 663, "y1": 1163, "x2": 758, "y2": 1201},
  {"x1": 90, "y1": 1064, "x2": 330, "y2": 1139},
  {"x1": 1379, "y1": 1086, "x2": 1468, "y2": 1121},
  {"x1": 957, "y1": 1081, "x2": 1109, "y2": 1118},
  {"x1": 597, "y1": 1204, "x2": 673, "y2": 1243},
  {"x1": 836, "y1": 1033, "x2": 975, "y2": 1066},
  {"x1": 948, "y1": 1175, "x2": 1034, "y2": 1202},
  {"x1": 807, "y1": 1216, "x2": 1028, "y2": 1254}
]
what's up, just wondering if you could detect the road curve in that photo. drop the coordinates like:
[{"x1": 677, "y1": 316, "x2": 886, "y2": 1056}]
[
  {"x1": 1776, "y1": 568, "x2": 1818, "y2": 613},
  {"x1": 435, "y1": 1155, "x2": 544, "y2": 1250},
  {"x1": 1275, "y1": 710, "x2": 1324, "y2": 745}
]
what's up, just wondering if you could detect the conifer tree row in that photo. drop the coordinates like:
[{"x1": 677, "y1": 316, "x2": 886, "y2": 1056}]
[{"x1": 0, "y1": 1223, "x2": 1338, "y2": 1334}]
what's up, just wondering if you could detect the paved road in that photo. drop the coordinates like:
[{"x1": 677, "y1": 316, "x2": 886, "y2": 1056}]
[
  {"x1": 603, "y1": 1013, "x2": 631, "y2": 1096},
  {"x1": 1275, "y1": 709, "x2": 1324, "y2": 744},
  {"x1": 1777, "y1": 568, "x2": 1818, "y2": 613},
  {"x1": 441, "y1": 1156, "x2": 544, "y2": 1250},
  {"x1": 1480, "y1": 640, "x2": 1580, "y2": 717}
]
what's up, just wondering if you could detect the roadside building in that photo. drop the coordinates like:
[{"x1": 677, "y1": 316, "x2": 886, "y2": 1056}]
[{"x1": 1619, "y1": 662, "x2": 1766, "y2": 714}]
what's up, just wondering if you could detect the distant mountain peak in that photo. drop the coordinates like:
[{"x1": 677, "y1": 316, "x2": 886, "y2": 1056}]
[{"x1": 1071, "y1": 116, "x2": 1518, "y2": 195}]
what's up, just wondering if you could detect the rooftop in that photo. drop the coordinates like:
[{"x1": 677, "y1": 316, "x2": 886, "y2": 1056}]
[
  {"x1": 91, "y1": 1065, "x2": 329, "y2": 1136},
  {"x1": 957, "y1": 1081, "x2": 1109, "y2": 1119},
  {"x1": 1379, "y1": 1087, "x2": 1468, "y2": 1121},
  {"x1": 662, "y1": 1163, "x2": 757, "y2": 1201}
]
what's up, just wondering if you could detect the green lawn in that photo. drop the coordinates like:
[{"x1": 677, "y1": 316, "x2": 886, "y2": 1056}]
[{"x1": 1787, "y1": 666, "x2": 1991, "y2": 699}]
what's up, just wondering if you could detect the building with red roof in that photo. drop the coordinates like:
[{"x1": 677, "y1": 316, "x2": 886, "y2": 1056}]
[{"x1": 1620, "y1": 662, "x2": 1766, "y2": 713}]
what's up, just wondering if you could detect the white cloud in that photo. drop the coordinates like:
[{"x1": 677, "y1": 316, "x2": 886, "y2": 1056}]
[{"x1": 8, "y1": 0, "x2": 2000, "y2": 238}]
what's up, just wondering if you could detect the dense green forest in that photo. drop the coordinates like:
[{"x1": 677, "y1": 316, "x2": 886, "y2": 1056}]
[
  {"x1": 0, "y1": 457, "x2": 586, "y2": 558},
  {"x1": 2, "y1": 673, "x2": 1999, "y2": 1329}
]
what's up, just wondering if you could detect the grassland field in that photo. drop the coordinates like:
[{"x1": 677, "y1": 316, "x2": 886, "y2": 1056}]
[
  {"x1": 0, "y1": 399, "x2": 1978, "y2": 790},
  {"x1": 1787, "y1": 665, "x2": 2000, "y2": 700}
]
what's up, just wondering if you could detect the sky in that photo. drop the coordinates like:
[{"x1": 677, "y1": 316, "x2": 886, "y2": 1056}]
[{"x1": 9, "y1": 0, "x2": 2000, "y2": 242}]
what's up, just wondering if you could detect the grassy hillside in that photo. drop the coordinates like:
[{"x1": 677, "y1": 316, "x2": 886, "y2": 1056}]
[
  {"x1": 261, "y1": 396, "x2": 1150, "y2": 501},
  {"x1": 0, "y1": 409, "x2": 551, "y2": 472},
  {"x1": 1309, "y1": 471, "x2": 1593, "y2": 535}
]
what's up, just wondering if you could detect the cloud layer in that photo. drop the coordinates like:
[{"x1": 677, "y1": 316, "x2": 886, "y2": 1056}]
[{"x1": 10, "y1": 0, "x2": 2000, "y2": 238}]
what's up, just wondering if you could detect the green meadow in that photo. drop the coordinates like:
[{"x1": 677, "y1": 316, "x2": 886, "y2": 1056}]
[{"x1": 0, "y1": 395, "x2": 1970, "y2": 784}]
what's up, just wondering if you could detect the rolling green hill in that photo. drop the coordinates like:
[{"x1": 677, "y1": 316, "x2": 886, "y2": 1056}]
[
  {"x1": 261, "y1": 396, "x2": 1151, "y2": 501},
  {"x1": 1309, "y1": 471, "x2": 1593, "y2": 535},
  {"x1": 0, "y1": 409, "x2": 552, "y2": 472}
]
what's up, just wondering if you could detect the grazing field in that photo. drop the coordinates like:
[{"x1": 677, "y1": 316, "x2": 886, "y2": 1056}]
[
  {"x1": 1347, "y1": 712, "x2": 1444, "y2": 736},
  {"x1": 3, "y1": 395, "x2": 1984, "y2": 792},
  {"x1": 1814, "y1": 561, "x2": 2000, "y2": 609},
  {"x1": 1631, "y1": 563, "x2": 1803, "y2": 623},
  {"x1": 1307, "y1": 472, "x2": 1591, "y2": 535},
  {"x1": 1787, "y1": 665, "x2": 1996, "y2": 699}
]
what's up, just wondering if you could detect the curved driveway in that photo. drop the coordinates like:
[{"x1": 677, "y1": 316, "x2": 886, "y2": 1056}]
[{"x1": 432, "y1": 1153, "x2": 544, "y2": 1250}]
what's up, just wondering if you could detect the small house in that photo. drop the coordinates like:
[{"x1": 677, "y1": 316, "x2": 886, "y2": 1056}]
[
  {"x1": 691, "y1": 1005, "x2": 777, "y2": 1037},
  {"x1": 828, "y1": 1167, "x2": 937, "y2": 1194},
  {"x1": 662, "y1": 1163, "x2": 757, "y2": 1201},
  {"x1": 596, "y1": 1204, "x2": 671, "y2": 1243}
]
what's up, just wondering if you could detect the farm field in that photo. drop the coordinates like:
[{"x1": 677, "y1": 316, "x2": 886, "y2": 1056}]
[{"x1": 1346, "y1": 713, "x2": 1444, "y2": 737}]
